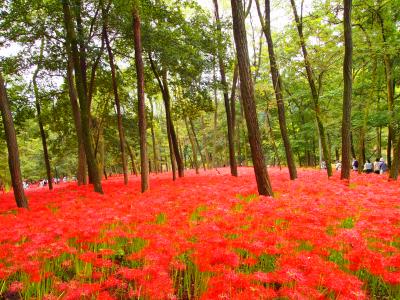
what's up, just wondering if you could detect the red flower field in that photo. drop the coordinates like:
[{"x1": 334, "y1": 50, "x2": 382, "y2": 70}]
[{"x1": 0, "y1": 167, "x2": 399, "y2": 299}]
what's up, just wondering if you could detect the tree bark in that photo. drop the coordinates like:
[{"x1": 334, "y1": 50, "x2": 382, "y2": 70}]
[
  {"x1": 189, "y1": 119, "x2": 206, "y2": 171},
  {"x1": 200, "y1": 116, "x2": 211, "y2": 168},
  {"x1": 148, "y1": 54, "x2": 184, "y2": 178},
  {"x1": 265, "y1": 103, "x2": 281, "y2": 169},
  {"x1": 230, "y1": 64, "x2": 239, "y2": 142},
  {"x1": 340, "y1": 0, "x2": 353, "y2": 180},
  {"x1": 231, "y1": 0, "x2": 273, "y2": 196},
  {"x1": 256, "y1": 0, "x2": 297, "y2": 180},
  {"x1": 125, "y1": 138, "x2": 138, "y2": 175},
  {"x1": 103, "y1": 7, "x2": 128, "y2": 185},
  {"x1": 149, "y1": 98, "x2": 160, "y2": 173},
  {"x1": 376, "y1": 12, "x2": 394, "y2": 168},
  {"x1": 62, "y1": 0, "x2": 103, "y2": 193},
  {"x1": 290, "y1": 0, "x2": 332, "y2": 177},
  {"x1": 33, "y1": 38, "x2": 53, "y2": 190},
  {"x1": 0, "y1": 73, "x2": 28, "y2": 208},
  {"x1": 185, "y1": 118, "x2": 199, "y2": 174},
  {"x1": 213, "y1": 0, "x2": 238, "y2": 176},
  {"x1": 168, "y1": 129, "x2": 177, "y2": 180},
  {"x1": 132, "y1": 6, "x2": 149, "y2": 192},
  {"x1": 390, "y1": 136, "x2": 400, "y2": 179},
  {"x1": 213, "y1": 60, "x2": 218, "y2": 168},
  {"x1": 66, "y1": 52, "x2": 87, "y2": 185}
]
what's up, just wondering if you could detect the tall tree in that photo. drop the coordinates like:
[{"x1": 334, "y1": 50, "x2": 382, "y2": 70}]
[
  {"x1": 290, "y1": 0, "x2": 333, "y2": 177},
  {"x1": 213, "y1": 0, "x2": 238, "y2": 177},
  {"x1": 66, "y1": 52, "x2": 87, "y2": 185},
  {"x1": 340, "y1": 0, "x2": 353, "y2": 179},
  {"x1": 0, "y1": 73, "x2": 28, "y2": 208},
  {"x1": 32, "y1": 38, "x2": 53, "y2": 189},
  {"x1": 102, "y1": 1, "x2": 128, "y2": 185},
  {"x1": 255, "y1": 0, "x2": 297, "y2": 180},
  {"x1": 230, "y1": 0, "x2": 273, "y2": 196},
  {"x1": 149, "y1": 97, "x2": 160, "y2": 173},
  {"x1": 132, "y1": 4, "x2": 149, "y2": 192},
  {"x1": 376, "y1": 10, "x2": 395, "y2": 168},
  {"x1": 148, "y1": 56, "x2": 184, "y2": 178},
  {"x1": 62, "y1": 0, "x2": 103, "y2": 193}
]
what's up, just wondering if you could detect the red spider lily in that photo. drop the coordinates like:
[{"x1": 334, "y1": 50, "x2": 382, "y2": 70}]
[{"x1": 0, "y1": 168, "x2": 399, "y2": 299}]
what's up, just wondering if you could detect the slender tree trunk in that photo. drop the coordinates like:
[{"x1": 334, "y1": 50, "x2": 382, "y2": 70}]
[
  {"x1": 66, "y1": 53, "x2": 87, "y2": 185},
  {"x1": 132, "y1": 6, "x2": 149, "y2": 192},
  {"x1": 103, "y1": 10, "x2": 128, "y2": 185},
  {"x1": 265, "y1": 104, "x2": 281, "y2": 169},
  {"x1": 213, "y1": 0, "x2": 238, "y2": 176},
  {"x1": 384, "y1": 56, "x2": 394, "y2": 168},
  {"x1": 213, "y1": 61, "x2": 219, "y2": 168},
  {"x1": 168, "y1": 129, "x2": 177, "y2": 180},
  {"x1": 33, "y1": 39, "x2": 53, "y2": 190},
  {"x1": 0, "y1": 73, "x2": 28, "y2": 208},
  {"x1": 98, "y1": 125, "x2": 105, "y2": 179},
  {"x1": 185, "y1": 118, "x2": 199, "y2": 174},
  {"x1": 62, "y1": 0, "x2": 103, "y2": 193},
  {"x1": 200, "y1": 116, "x2": 211, "y2": 169},
  {"x1": 125, "y1": 138, "x2": 138, "y2": 175},
  {"x1": 340, "y1": 0, "x2": 353, "y2": 180},
  {"x1": 189, "y1": 119, "x2": 206, "y2": 171},
  {"x1": 230, "y1": 63, "x2": 238, "y2": 144},
  {"x1": 350, "y1": 132, "x2": 356, "y2": 160},
  {"x1": 147, "y1": 54, "x2": 183, "y2": 178},
  {"x1": 162, "y1": 72, "x2": 184, "y2": 177},
  {"x1": 390, "y1": 135, "x2": 400, "y2": 179},
  {"x1": 376, "y1": 13, "x2": 395, "y2": 168},
  {"x1": 256, "y1": 0, "x2": 297, "y2": 179},
  {"x1": 290, "y1": 0, "x2": 332, "y2": 177},
  {"x1": 149, "y1": 98, "x2": 160, "y2": 173},
  {"x1": 231, "y1": 0, "x2": 273, "y2": 196}
]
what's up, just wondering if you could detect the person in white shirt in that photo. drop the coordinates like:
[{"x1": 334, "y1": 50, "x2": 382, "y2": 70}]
[{"x1": 364, "y1": 160, "x2": 373, "y2": 174}]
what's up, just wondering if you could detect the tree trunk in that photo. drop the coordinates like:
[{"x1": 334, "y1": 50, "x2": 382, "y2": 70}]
[
  {"x1": 340, "y1": 0, "x2": 353, "y2": 180},
  {"x1": 33, "y1": 38, "x2": 53, "y2": 190},
  {"x1": 103, "y1": 10, "x2": 128, "y2": 185},
  {"x1": 125, "y1": 138, "x2": 138, "y2": 176},
  {"x1": 161, "y1": 72, "x2": 184, "y2": 177},
  {"x1": 185, "y1": 118, "x2": 199, "y2": 174},
  {"x1": 390, "y1": 136, "x2": 400, "y2": 179},
  {"x1": 213, "y1": 61, "x2": 219, "y2": 168},
  {"x1": 231, "y1": 0, "x2": 273, "y2": 196},
  {"x1": 256, "y1": 0, "x2": 297, "y2": 179},
  {"x1": 147, "y1": 54, "x2": 184, "y2": 178},
  {"x1": 132, "y1": 6, "x2": 149, "y2": 192},
  {"x1": 189, "y1": 119, "x2": 206, "y2": 171},
  {"x1": 213, "y1": 0, "x2": 238, "y2": 177},
  {"x1": 66, "y1": 53, "x2": 87, "y2": 185},
  {"x1": 168, "y1": 130, "x2": 177, "y2": 180},
  {"x1": 0, "y1": 73, "x2": 28, "y2": 208},
  {"x1": 265, "y1": 104, "x2": 281, "y2": 169},
  {"x1": 149, "y1": 98, "x2": 160, "y2": 173},
  {"x1": 62, "y1": 0, "x2": 103, "y2": 193},
  {"x1": 377, "y1": 13, "x2": 395, "y2": 168},
  {"x1": 290, "y1": 0, "x2": 332, "y2": 177},
  {"x1": 200, "y1": 116, "x2": 211, "y2": 168},
  {"x1": 230, "y1": 63, "x2": 238, "y2": 147}
]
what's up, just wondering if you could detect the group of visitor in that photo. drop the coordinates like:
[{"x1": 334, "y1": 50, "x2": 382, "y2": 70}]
[
  {"x1": 333, "y1": 158, "x2": 388, "y2": 174},
  {"x1": 361, "y1": 158, "x2": 388, "y2": 174},
  {"x1": 22, "y1": 177, "x2": 70, "y2": 189}
]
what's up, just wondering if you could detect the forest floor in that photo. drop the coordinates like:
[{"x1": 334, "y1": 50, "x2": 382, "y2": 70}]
[{"x1": 0, "y1": 167, "x2": 399, "y2": 299}]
